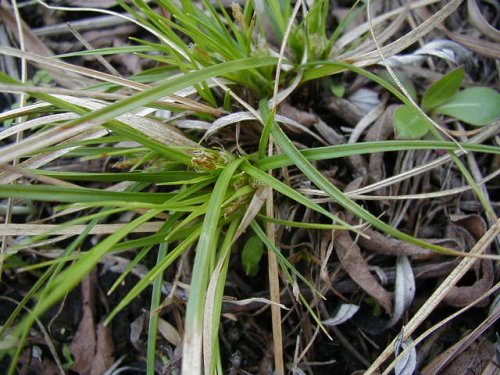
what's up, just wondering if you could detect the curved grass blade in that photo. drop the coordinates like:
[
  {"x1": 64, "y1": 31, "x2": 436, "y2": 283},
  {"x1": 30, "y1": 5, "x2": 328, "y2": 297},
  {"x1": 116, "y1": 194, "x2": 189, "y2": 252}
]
[
  {"x1": 257, "y1": 140, "x2": 500, "y2": 170},
  {"x1": 182, "y1": 158, "x2": 243, "y2": 375},
  {"x1": 242, "y1": 161, "x2": 357, "y2": 232},
  {"x1": 9, "y1": 208, "x2": 165, "y2": 365},
  {"x1": 31, "y1": 170, "x2": 202, "y2": 183},
  {"x1": 270, "y1": 122, "x2": 465, "y2": 256},
  {"x1": 104, "y1": 224, "x2": 202, "y2": 325},
  {"x1": 0, "y1": 217, "x2": 100, "y2": 339},
  {"x1": 147, "y1": 242, "x2": 168, "y2": 375},
  {"x1": 300, "y1": 60, "x2": 495, "y2": 220},
  {"x1": 0, "y1": 184, "x2": 175, "y2": 204},
  {"x1": 107, "y1": 212, "x2": 185, "y2": 296},
  {"x1": 6, "y1": 210, "x2": 142, "y2": 374},
  {"x1": 47, "y1": 56, "x2": 278, "y2": 130},
  {"x1": 0, "y1": 56, "x2": 278, "y2": 166},
  {"x1": 203, "y1": 218, "x2": 240, "y2": 375}
]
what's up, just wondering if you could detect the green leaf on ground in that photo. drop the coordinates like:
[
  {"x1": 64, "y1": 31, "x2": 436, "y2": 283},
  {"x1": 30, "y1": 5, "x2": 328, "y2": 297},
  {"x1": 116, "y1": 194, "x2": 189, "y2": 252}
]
[
  {"x1": 242, "y1": 235, "x2": 265, "y2": 276},
  {"x1": 422, "y1": 67, "x2": 464, "y2": 111},
  {"x1": 435, "y1": 87, "x2": 500, "y2": 126},
  {"x1": 394, "y1": 105, "x2": 430, "y2": 139}
]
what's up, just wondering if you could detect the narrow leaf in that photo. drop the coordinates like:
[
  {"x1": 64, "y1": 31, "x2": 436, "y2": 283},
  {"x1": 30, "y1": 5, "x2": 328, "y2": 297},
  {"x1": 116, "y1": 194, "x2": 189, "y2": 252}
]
[
  {"x1": 0, "y1": 184, "x2": 174, "y2": 204},
  {"x1": 257, "y1": 140, "x2": 500, "y2": 170},
  {"x1": 422, "y1": 67, "x2": 464, "y2": 111},
  {"x1": 242, "y1": 162, "x2": 353, "y2": 229},
  {"x1": 147, "y1": 243, "x2": 168, "y2": 375},
  {"x1": 182, "y1": 158, "x2": 243, "y2": 375}
]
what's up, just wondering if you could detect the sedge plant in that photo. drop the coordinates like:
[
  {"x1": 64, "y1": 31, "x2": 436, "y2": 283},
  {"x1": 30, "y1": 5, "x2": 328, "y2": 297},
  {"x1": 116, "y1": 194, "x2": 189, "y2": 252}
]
[{"x1": 0, "y1": 0, "x2": 499, "y2": 374}]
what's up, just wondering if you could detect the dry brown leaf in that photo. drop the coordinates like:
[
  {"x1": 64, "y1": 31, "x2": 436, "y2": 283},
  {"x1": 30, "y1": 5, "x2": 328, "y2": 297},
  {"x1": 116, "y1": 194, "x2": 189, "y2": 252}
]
[
  {"x1": 71, "y1": 275, "x2": 97, "y2": 375},
  {"x1": 278, "y1": 102, "x2": 318, "y2": 128},
  {"x1": 334, "y1": 230, "x2": 393, "y2": 315},
  {"x1": 451, "y1": 214, "x2": 488, "y2": 242},
  {"x1": 327, "y1": 96, "x2": 365, "y2": 126},
  {"x1": 0, "y1": 5, "x2": 52, "y2": 57},
  {"x1": 366, "y1": 105, "x2": 397, "y2": 186},
  {"x1": 358, "y1": 228, "x2": 433, "y2": 257},
  {"x1": 158, "y1": 317, "x2": 182, "y2": 347},
  {"x1": 445, "y1": 222, "x2": 477, "y2": 251},
  {"x1": 421, "y1": 303, "x2": 500, "y2": 375},
  {"x1": 443, "y1": 215, "x2": 493, "y2": 307},
  {"x1": 467, "y1": 0, "x2": 500, "y2": 42},
  {"x1": 313, "y1": 119, "x2": 345, "y2": 145},
  {"x1": 90, "y1": 323, "x2": 114, "y2": 375},
  {"x1": 0, "y1": 5, "x2": 87, "y2": 88},
  {"x1": 130, "y1": 313, "x2": 145, "y2": 351},
  {"x1": 442, "y1": 258, "x2": 494, "y2": 307},
  {"x1": 447, "y1": 31, "x2": 500, "y2": 60},
  {"x1": 365, "y1": 105, "x2": 396, "y2": 143},
  {"x1": 70, "y1": 272, "x2": 114, "y2": 375},
  {"x1": 423, "y1": 339, "x2": 495, "y2": 375}
]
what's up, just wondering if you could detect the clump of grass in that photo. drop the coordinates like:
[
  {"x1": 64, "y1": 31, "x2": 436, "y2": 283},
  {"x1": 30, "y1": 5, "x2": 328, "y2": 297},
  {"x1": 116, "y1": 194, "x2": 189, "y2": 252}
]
[{"x1": 0, "y1": 1, "x2": 499, "y2": 374}]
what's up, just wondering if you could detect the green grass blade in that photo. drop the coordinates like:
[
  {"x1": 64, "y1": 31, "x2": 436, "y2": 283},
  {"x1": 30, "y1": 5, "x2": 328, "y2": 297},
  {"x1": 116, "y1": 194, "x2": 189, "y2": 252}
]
[
  {"x1": 49, "y1": 57, "x2": 278, "y2": 131},
  {"x1": 8, "y1": 211, "x2": 160, "y2": 373},
  {"x1": 0, "y1": 217, "x2": 99, "y2": 338},
  {"x1": 242, "y1": 161, "x2": 354, "y2": 230},
  {"x1": 301, "y1": 60, "x2": 495, "y2": 219},
  {"x1": 56, "y1": 45, "x2": 154, "y2": 58},
  {"x1": 0, "y1": 184, "x2": 175, "y2": 204},
  {"x1": 257, "y1": 214, "x2": 350, "y2": 230},
  {"x1": 147, "y1": 242, "x2": 168, "y2": 375},
  {"x1": 257, "y1": 141, "x2": 500, "y2": 170},
  {"x1": 0, "y1": 72, "x2": 195, "y2": 165},
  {"x1": 257, "y1": 99, "x2": 276, "y2": 160},
  {"x1": 107, "y1": 212, "x2": 185, "y2": 296},
  {"x1": 270, "y1": 122, "x2": 461, "y2": 255},
  {"x1": 28, "y1": 210, "x2": 162, "y2": 320},
  {"x1": 31, "y1": 170, "x2": 203, "y2": 183},
  {"x1": 105, "y1": 225, "x2": 202, "y2": 324},
  {"x1": 250, "y1": 221, "x2": 323, "y2": 298},
  {"x1": 204, "y1": 218, "x2": 240, "y2": 374},
  {"x1": 182, "y1": 158, "x2": 243, "y2": 374}
]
